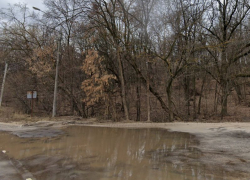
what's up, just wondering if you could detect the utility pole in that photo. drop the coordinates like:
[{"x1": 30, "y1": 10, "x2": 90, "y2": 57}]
[
  {"x1": 0, "y1": 62, "x2": 8, "y2": 107},
  {"x1": 33, "y1": 6, "x2": 62, "y2": 117},
  {"x1": 146, "y1": 60, "x2": 150, "y2": 122},
  {"x1": 52, "y1": 35, "x2": 61, "y2": 117}
]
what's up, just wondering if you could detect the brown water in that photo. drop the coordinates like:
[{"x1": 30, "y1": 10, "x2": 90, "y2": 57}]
[{"x1": 0, "y1": 126, "x2": 236, "y2": 180}]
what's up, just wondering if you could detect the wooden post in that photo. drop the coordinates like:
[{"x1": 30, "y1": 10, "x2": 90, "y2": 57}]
[
  {"x1": 31, "y1": 91, "x2": 34, "y2": 117},
  {"x1": 0, "y1": 62, "x2": 8, "y2": 107}
]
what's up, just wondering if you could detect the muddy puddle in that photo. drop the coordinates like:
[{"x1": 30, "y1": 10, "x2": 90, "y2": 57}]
[{"x1": 0, "y1": 126, "x2": 244, "y2": 180}]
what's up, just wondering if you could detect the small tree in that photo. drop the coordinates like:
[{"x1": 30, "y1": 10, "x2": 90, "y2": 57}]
[{"x1": 81, "y1": 50, "x2": 116, "y2": 118}]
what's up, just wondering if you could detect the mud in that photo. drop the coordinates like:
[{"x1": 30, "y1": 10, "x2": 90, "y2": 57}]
[
  {"x1": 12, "y1": 128, "x2": 63, "y2": 138},
  {"x1": 0, "y1": 153, "x2": 23, "y2": 180},
  {"x1": 0, "y1": 121, "x2": 250, "y2": 179}
]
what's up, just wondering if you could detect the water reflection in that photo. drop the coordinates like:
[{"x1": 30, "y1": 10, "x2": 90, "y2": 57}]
[{"x1": 0, "y1": 127, "x2": 234, "y2": 180}]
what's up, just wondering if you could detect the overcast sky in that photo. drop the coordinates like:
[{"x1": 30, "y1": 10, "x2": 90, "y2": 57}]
[{"x1": 0, "y1": 0, "x2": 45, "y2": 11}]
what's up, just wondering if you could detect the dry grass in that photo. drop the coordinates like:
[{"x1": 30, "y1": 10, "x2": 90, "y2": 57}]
[
  {"x1": 0, "y1": 107, "x2": 30, "y2": 123},
  {"x1": 0, "y1": 106, "x2": 88, "y2": 123},
  {"x1": 0, "y1": 107, "x2": 47, "y2": 123},
  {"x1": 0, "y1": 107, "x2": 16, "y2": 121}
]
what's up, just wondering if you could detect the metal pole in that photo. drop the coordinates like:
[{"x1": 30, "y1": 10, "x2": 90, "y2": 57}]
[
  {"x1": 0, "y1": 62, "x2": 8, "y2": 107},
  {"x1": 31, "y1": 91, "x2": 33, "y2": 117},
  {"x1": 52, "y1": 37, "x2": 61, "y2": 117}
]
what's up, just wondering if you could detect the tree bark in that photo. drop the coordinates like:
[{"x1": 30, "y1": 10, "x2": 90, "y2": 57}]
[
  {"x1": 193, "y1": 73, "x2": 196, "y2": 120},
  {"x1": 220, "y1": 48, "x2": 230, "y2": 118},
  {"x1": 183, "y1": 75, "x2": 190, "y2": 116},
  {"x1": 198, "y1": 75, "x2": 206, "y2": 115},
  {"x1": 116, "y1": 44, "x2": 129, "y2": 120},
  {"x1": 166, "y1": 79, "x2": 174, "y2": 122},
  {"x1": 220, "y1": 80, "x2": 229, "y2": 118},
  {"x1": 232, "y1": 80, "x2": 242, "y2": 104}
]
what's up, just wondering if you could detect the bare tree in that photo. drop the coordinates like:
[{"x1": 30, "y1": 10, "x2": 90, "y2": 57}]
[{"x1": 201, "y1": 0, "x2": 250, "y2": 118}]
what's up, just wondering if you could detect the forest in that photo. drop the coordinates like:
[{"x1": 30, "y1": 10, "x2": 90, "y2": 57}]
[{"x1": 1, "y1": 0, "x2": 250, "y2": 122}]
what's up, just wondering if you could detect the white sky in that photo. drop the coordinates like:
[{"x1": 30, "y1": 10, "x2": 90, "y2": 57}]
[{"x1": 0, "y1": 0, "x2": 45, "y2": 11}]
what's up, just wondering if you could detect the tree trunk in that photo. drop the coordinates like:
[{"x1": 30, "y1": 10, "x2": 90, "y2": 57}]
[
  {"x1": 214, "y1": 80, "x2": 218, "y2": 114},
  {"x1": 198, "y1": 74, "x2": 206, "y2": 115},
  {"x1": 116, "y1": 44, "x2": 129, "y2": 120},
  {"x1": 125, "y1": 59, "x2": 179, "y2": 119},
  {"x1": 183, "y1": 75, "x2": 190, "y2": 116},
  {"x1": 82, "y1": 102, "x2": 87, "y2": 118},
  {"x1": 166, "y1": 79, "x2": 174, "y2": 122},
  {"x1": 220, "y1": 80, "x2": 229, "y2": 118},
  {"x1": 232, "y1": 80, "x2": 242, "y2": 104},
  {"x1": 192, "y1": 73, "x2": 196, "y2": 120},
  {"x1": 220, "y1": 47, "x2": 229, "y2": 118}
]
